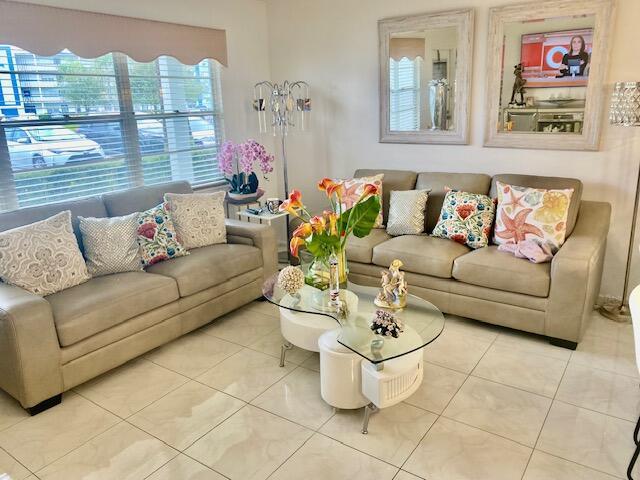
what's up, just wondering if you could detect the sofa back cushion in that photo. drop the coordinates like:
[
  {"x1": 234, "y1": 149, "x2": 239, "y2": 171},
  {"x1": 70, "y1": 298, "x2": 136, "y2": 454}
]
[
  {"x1": 490, "y1": 174, "x2": 582, "y2": 236},
  {"x1": 0, "y1": 196, "x2": 107, "y2": 250},
  {"x1": 354, "y1": 169, "x2": 417, "y2": 225},
  {"x1": 102, "y1": 180, "x2": 193, "y2": 216},
  {"x1": 416, "y1": 172, "x2": 492, "y2": 233}
]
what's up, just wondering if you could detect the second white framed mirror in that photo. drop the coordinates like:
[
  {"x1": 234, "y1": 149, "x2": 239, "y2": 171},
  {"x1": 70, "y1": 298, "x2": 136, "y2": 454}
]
[{"x1": 379, "y1": 8, "x2": 475, "y2": 145}]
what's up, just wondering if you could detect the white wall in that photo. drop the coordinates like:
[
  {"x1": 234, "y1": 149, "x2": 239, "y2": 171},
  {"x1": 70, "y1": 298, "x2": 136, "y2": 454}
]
[
  {"x1": 265, "y1": 0, "x2": 640, "y2": 301},
  {"x1": 11, "y1": 0, "x2": 280, "y2": 201}
]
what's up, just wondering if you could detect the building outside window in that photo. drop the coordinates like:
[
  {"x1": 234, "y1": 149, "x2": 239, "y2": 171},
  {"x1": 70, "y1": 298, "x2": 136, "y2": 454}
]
[{"x1": 0, "y1": 45, "x2": 225, "y2": 212}]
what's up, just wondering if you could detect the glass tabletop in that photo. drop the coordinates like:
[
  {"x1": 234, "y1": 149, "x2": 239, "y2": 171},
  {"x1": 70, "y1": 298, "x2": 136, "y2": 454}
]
[{"x1": 262, "y1": 274, "x2": 445, "y2": 365}]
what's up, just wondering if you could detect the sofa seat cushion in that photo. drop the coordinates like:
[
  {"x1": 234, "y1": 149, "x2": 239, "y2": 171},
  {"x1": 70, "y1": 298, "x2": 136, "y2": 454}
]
[
  {"x1": 48, "y1": 271, "x2": 179, "y2": 347},
  {"x1": 372, "y1": 235, "x2": 469, "y2": 278},
  {"x1": 347, "y1": 229, "x2": 393, "y2": 264},
  {"x1": 452, "y1": 246, "x2": 550, "y2": 297},
  {"x1": 145, "y1": 243, "x2": 263, "y2": 297}
]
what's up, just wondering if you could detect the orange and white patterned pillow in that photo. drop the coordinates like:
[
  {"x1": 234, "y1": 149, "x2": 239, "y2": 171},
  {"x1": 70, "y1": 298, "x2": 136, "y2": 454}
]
[
  {"x1": 493, "y1": 181, "x2": 574, "y2": 252},
  {"x1": 338, "y1": 174, "x2": 384, "y2": 228}
]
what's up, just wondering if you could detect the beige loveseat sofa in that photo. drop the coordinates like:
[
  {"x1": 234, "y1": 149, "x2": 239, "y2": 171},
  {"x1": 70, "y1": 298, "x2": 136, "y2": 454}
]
[
  {"x1": 346, "y1": 169, "x2": 610, "y2": 351},
  {"x1": 0, "y1": 181, "x2": 277, "y2": 413}
]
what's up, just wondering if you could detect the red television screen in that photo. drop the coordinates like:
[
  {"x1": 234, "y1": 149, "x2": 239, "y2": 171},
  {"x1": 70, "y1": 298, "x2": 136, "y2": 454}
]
[{"x1": 520, "y1": 28, "x2": 593, "y2": 87}]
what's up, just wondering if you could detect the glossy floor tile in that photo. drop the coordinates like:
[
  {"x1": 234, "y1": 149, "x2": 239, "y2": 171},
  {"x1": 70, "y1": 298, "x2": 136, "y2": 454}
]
[
  {"x1": 128, "y1": 381, "x2": 244, "y2": 450},
  {"x1": 74, "y1": 358, "x2": 188, "y2": 418},
  {"x1": 443, "y1": 376, "x2": 551, "y2": 447},
  {"x1": 0, "y1": 391, "x2": 28, "y2": 433},
  {"x1": 0, "y1": 447, "x2": 30, "y2": 480},
  {"x1": 422, "y1": 328, "x2": 492, "y2": 374},
  {"x1": 319, "y1": 402, "x2": 437, "y2": 466},
  {"x1": 197, "y1": 347, "x2": 296, "y2": 402},
  {"x1": 201, "y1": 309, "x2": 279, "y2": 346},
  {"x1": 249, "y1": 329, "x2": 315, "y2": 365},
  {"x1": 537, "y1": 400, "x2": 636, "y2": 477},
  {"x1": 523, "y1": 450, "x2": 619, "y2": 480},
  {"x1": 0, "y1": 392, "x2": 119, "y2": 472},
  {"x1": 404, "y1": 362, "x2": 467, "y2": 414},
  {"x1": 570, "y1": 333, "x2": 638, "y2": 378},
  {"x1": 472, "y1": 343, "x2": 567, "y2": 397},
  {"x1": 269, "y1": 433, "x2": 398, "y2": 480},
  {"x1": 37, "y1": 422, "x2": 177, "y2": 480},
  {"x1": 403, "y1": 417, "x2": 532, "y2": 480},
  {"x1": 145, "y1": 330, "x2": 242, "y2": 378},
  {"x1": 556, "y1": 362, "x2": 640, "y2": 421},
  {"x1": 146, "y1": 454, "x2": 226, "y2": 480},
  {"x1": 251, "y1": 366, "x2": 334, "y2": 430},
  {"x1": 186, "y1": 405, "x2": 312, "y2": 480},
  {"x1": 0, "y1": 305, "x2": 637, "y2": 480}
]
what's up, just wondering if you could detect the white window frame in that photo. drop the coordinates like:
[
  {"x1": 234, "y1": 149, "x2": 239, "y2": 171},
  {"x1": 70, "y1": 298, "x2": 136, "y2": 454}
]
[{"x1": 0, "y1": 50, "x2": 225, "y2": 212}]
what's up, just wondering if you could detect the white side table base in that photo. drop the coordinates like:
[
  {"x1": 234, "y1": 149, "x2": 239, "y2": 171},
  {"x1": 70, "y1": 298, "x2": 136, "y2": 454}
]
[
  {"x1": 279, "y1": 306, "x2": 337, "y2": 365},
  {"x1": 318, "y1": 329, "x2": 369, "y2": 410}
]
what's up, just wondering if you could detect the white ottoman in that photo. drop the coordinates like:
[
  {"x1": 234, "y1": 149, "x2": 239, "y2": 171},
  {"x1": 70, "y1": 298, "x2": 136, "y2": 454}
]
[{"x1": 318, "y1": 329, "x2": 369, "y2": 409}]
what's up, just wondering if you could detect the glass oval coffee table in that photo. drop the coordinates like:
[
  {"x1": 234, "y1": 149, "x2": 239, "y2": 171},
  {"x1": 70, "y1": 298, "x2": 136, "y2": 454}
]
[{"x1": 262, "y1": 274, "x2": 445, "y2": 433}]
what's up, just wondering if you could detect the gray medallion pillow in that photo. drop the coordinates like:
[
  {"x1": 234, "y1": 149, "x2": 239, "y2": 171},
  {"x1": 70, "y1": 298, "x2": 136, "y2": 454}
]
[
  {"x1": 79, "y1": 213, "x2": 142, "y2": 276},
  {"x1": 0, "y1": 210, "x2": 90, "y2": 296},
  {"x1": 163, "y1": 191, "x2": 226, "y2": 249},
  {"x1": 386, "y1": 190, "x2": 431, "y2": 236}
]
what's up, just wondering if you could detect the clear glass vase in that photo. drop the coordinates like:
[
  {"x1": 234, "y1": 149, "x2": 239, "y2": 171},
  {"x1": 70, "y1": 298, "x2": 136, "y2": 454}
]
[{"x1": 300, "y1": 252, "x2": 331, "y2": 290}]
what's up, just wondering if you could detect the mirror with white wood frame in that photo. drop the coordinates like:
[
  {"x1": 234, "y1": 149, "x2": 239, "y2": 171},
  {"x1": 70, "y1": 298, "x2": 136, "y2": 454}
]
[
  {"x1": 484, "y1": 0, "x2": 615, "y2": 151},
  {"x1": 379, "y1": 8, "x2": 474, "y2": 144}
]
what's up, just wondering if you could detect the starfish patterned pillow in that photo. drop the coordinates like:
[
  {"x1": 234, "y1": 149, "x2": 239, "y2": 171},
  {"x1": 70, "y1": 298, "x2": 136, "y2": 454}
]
[
  {"x1": 493, "y1": 181, "x2": 574, "y2": 253},
  {"x1": 431, "y1": 189, "x2": 495, "y2": 249},
  {"x1": 336, "y1": 174, "x2": 384, "y2": 228}
]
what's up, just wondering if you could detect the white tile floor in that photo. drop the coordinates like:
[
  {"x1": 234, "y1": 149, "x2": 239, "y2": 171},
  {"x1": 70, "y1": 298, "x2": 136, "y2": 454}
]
[{"x1": 0, "y1": 301, "x2": 638, "y2": 480}]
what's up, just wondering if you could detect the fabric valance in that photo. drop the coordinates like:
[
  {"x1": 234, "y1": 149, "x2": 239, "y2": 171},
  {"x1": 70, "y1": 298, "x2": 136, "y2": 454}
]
[
  {"x1": 0, "y1": 0, "x2": 228, "y2": 66},
  {"x1": 389, "y1": 37, "x2": 425, "y2": 61}
]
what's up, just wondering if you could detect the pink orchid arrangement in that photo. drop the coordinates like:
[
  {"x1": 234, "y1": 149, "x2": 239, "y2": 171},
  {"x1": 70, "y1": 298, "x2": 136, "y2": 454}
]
[{"x1": 219, "y1": 139, "x2": 274, "y2": 194}]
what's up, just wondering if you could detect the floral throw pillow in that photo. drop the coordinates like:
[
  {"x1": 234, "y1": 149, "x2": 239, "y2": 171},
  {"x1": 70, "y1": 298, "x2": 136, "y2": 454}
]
[
  {"x1": 137, "y1": 202, "x2": 188, "y2": 267},
  {"x1": 337, "y1": 174, "x2": 384, "y2": 228},
  {"x1": 493, "y1": 181, "x2": 574, "y2": 252},
  {"x1": 431, "y1": 190, "x2": 495, "y2": 249}
]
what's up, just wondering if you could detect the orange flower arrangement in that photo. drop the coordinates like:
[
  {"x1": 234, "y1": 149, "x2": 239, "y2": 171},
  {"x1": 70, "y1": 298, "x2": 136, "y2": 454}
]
[{"x1": 280, "y1": 178, "x2": 381, "y2": 269}]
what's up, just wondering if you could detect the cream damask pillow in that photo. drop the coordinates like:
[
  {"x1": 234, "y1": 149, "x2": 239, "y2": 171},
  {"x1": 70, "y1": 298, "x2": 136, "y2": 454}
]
[
  {"x1": 0, "y1": 211, "x2": 90, "y2": 296},
  {"x1": 164, "y1": 191, "x2": 226, "y2": 249}
]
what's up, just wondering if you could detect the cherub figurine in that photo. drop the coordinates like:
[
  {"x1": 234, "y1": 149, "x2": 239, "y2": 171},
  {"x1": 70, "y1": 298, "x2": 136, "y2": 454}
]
[{"x1": 374, "y1": 260, "x2": 408, "y2": 309}]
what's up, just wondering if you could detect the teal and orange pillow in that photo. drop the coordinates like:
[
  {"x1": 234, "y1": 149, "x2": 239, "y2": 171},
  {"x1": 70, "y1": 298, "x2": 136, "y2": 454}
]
[{"x1": 431, "y1": 189, "x2": 495, "y2": 249}]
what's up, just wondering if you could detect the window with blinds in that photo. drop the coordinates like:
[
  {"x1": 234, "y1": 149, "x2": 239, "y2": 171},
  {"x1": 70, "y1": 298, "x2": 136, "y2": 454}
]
[
  {"x1": 389, "y1": 57, "x2": 421, "y2": 131},
  {"x1": 0, "y1": 45, "x2": 224, "y2": 212}
]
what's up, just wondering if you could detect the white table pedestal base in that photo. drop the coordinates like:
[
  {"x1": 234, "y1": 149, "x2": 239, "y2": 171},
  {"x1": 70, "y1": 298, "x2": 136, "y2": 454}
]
[
  {"x1": 279, "y1": 306, "x2": 337, "y2": 367},
  {"x1": 318, "y1": 329, "x2": 425, "y2": 434},
  {"x1": 318, "y1": 329, "x2": 369, "y2": 410}
]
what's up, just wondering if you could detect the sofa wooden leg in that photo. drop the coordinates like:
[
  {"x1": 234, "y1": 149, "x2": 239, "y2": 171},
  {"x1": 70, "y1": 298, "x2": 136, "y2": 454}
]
[
  {"x1": 26, "y1": 394, "x2": 62, "y2": 416},
  {"x1": 548, "y1": 337, "x2": 578, "y2": 350}
]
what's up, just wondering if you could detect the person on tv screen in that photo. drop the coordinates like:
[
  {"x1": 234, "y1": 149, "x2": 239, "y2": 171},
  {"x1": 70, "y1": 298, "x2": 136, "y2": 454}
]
[{"x1": 557, "y1": 35, "x2": 589, "y2": 77}]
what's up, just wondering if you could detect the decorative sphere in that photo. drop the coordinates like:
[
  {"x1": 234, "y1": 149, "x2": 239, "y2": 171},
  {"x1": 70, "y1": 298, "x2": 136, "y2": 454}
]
[{"x1": 278, "y1": 266, "x2": 305, "y2": 295}]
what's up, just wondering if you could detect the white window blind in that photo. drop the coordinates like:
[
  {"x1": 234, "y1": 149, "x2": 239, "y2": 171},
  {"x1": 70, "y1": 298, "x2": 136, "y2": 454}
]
[
  {"x1": 0, "y1": 45, "x2": 225, "y2": 212},
  {"x1": 389, "y1": 57, "x2": 421, "y2": 131}
]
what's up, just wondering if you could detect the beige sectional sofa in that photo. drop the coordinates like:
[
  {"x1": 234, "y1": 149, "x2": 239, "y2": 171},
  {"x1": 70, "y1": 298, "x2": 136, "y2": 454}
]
[
  {"x1": 0, "y1": 181, "x2": 277, "y2": 413},
  {"x1": 346, "y1": 169, "x2": 610, "y2": 351}
]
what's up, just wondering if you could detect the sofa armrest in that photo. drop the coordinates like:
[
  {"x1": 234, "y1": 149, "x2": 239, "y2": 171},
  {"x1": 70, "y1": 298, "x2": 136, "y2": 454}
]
[
  {"x1": 225, "y1": 219, "x2": 278, "y2": 280},
  {"x1": 545, "y1": 201, "x2": 611, "y2": 343},
  {"x1": 0, "y1": 283, "x2": 63, "y2": 408}
]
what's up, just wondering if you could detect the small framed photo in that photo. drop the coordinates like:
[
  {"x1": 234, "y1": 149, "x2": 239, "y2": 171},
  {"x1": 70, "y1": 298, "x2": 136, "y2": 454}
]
[{"x1": 525, "y1": 96, "x2": 535, "y2": 107}]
